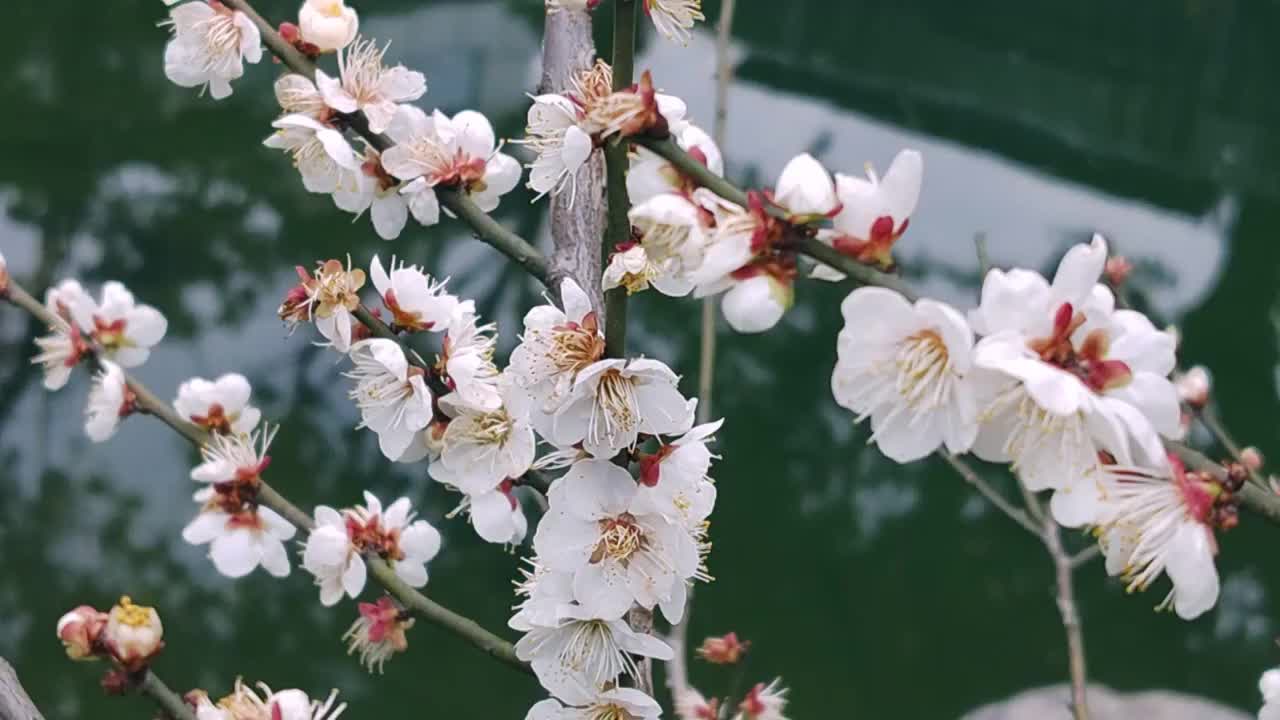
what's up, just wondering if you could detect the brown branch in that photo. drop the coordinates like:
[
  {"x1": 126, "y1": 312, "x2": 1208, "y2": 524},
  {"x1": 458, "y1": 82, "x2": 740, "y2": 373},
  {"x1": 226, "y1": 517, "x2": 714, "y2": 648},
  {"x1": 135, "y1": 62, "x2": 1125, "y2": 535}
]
[
  {"x1": 2, "y1": 279, "x2": 531, "y2": 677},
  {"x1": 209, "y1": 0, "x2": 551, "y2": 286}
]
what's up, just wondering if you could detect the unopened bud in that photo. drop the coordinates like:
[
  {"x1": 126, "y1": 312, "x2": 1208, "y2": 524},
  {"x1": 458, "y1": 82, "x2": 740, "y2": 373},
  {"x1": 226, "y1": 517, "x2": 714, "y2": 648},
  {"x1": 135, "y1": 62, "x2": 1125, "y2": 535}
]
[
  {"x1": 1242, "y1": 447, "x2": 1265, "y2": 472},
  {"x1": 1104, "y1": 256, "x2": 1133, "y2": 286},
  {"x1": 696, "y1": 632, "x2": 749, "y2": 664},
  {"x1": 1175, "y1": 366, "x2": 1211, "y2": 408},
  {"x1": 269, "y1": 689, "x2": 314, "y2": 720},
  {"x1": 56, "y1": 605, "x2": 108, "y2": 661},
  {"x1": 103, "y1": 596, "x2": 163, "y2": 670},
  {"x1": 298, "y1": 0, "x2": 359, "y2": 53}
]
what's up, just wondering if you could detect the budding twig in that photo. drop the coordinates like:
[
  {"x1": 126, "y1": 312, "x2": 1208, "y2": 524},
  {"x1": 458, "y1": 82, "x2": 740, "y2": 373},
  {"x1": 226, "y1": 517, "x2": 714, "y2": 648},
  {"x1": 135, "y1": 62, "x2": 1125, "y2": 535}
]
[
  {"x1": 212, "y1": 0, "x2": 552, "y2": 287},
  {"x1": 137, "y1": 670, "x2": 197, "y2": 720},
  {"x1": 3, "y1": 277, "x2": 532, "y2": 677}
]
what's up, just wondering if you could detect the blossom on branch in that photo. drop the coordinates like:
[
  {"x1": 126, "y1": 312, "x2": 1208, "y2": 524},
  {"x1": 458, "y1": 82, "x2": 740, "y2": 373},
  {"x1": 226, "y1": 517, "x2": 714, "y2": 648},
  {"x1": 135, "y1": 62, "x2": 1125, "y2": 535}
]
[
  {"x1": 381, "y1": 107, "x2": 521, "y2": 216},
  {"x1": 346, "y1": 338, "x2": 434, "y2": 461},
  {"x1": 967, "y1": 235, "x2": 1180, "y2": 526},
  {"x1": 527, "y1": 688, "x2": 662, "y2": 720},
  {"x1": 509, "y1": 278, "x2": 605, "y2": 420},
  {"x1": 550, "y1": 358, "x2": 694, "y2": 458},
  {"x1": 832, "y1": 287, "x2": 978, "y2": 462},
  {"x1": 734, "y1": 680, "x2": 790, "y2": 720},
  {"x1": 32, "y1": 281, "x2": 95, "y2": 390},
  {"x1": 56, "y1": 605, "x2": 108, "y2": 661},
  {"x1": 298, "y1": 0, "x2": 359, "y2": 52},
  {"x1": 520, "y1": 94, "x2": 595, "y2": 203},
  {"x1": 815, "y1": 148, "x2": 923, "y2": 277},
  {"x1": 102, "y1": 596, "x2": 164, "y2": 671},
  {"x1": 344, "y1": 596, "x2": 413, "y2": 673},
  {"x1": 85, "y1": 281, "x2": 169, "y2": 368},
  {"x1": 174, "y1": 373, "x2": 261, "y2": 434},
  {"x1": 162, "y1": 0, "x2": 263, "y2": 100},
  {"x1": 438, "y1": 302, "x2": 503, "y2": 413},
  {"x1": 265, "y1": 113, "x2": 362, "y2": 195},
  {"x1": 85, "y1": 361, "x2": 135, "y2": 442},
  {"x1": 369, "y1": 254, "x2": 457, "y2": 332},
  {"x1": 317, "y1": 36, "x2": 426, "y2": 134}
]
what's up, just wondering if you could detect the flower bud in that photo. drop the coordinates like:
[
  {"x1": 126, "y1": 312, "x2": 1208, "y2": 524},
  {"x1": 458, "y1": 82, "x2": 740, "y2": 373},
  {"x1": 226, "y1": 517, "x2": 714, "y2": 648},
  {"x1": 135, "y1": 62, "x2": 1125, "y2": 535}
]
[
  {"x1": 298, "y1": 0, "x2": 358, "y2": 52},
  {"x1": 1242, "y1": 447, "x2": 1265, "y2": 472},
  {"x1": 56, "y1": 605, "x2": 107, "y2": 661},
  {"x1": 721, "y1": 274, "x2": 793, "y2": 334},
  {"x1": 1175, "y1": 366, "x2": 1211, "y2": 408},
  {"x1": 696, "y1": 631, "x2": 749, "y2": 664},
  {"x1": 103, "y1": 596, "x2": 163, "y2": 670},
  {"x1": 1104, "y1": 255, "x2": 1133, "y2": 286}
]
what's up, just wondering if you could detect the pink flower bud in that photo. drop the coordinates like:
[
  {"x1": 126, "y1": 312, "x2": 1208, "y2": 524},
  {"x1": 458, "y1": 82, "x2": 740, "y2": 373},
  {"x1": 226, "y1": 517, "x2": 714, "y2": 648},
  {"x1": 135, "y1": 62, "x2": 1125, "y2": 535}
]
[
  {"x1": 1175, "y1": 366, "x2": 1211, "y2": 408},
  {"x1": 1104, "y1": 256, "x2": 1133, "y2": 286},
  {"x1": 102, "y1": 596, "x2": 163, "y2": 670},
  {"x1": 56, "y1": 605, "x2": 107, "y2": 661},
  {"x1": 696, "y1": 631, "x2": 749, "y2": 664}
]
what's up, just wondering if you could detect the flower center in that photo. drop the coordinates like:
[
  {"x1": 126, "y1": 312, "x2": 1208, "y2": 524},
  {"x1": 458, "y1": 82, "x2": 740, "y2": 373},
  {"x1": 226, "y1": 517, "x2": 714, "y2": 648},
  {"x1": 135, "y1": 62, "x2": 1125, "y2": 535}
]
[
  {"x1": 592, "y1": 514, "x2": 645, "y2": 564},
  {"x1": 550, "y1": 313, "x2": 605, "y2": 374},
  {"x1": 593, "y1": 369, "x2": 639, "y2": 439},
  {"x1": 196, "y1": 12, "x2": 242, "y2": 63},
  {"x1": 113, "y1": 597, "x2": 154, "y2": 628},
  {"x1": 93, "y1": 317, "x2": 129, "y2": 350},
  {"x1": 471, "y1": 411, "x2": 514, "y2": 445},
  {"x1": 591, "y1": 706, "x2": 634, "y2": 720},
  {"x1": 1029, "y1": 303, "x2": 1132, "y2": 393},
  {"x1": 893, "y1": 329, "x2": 951, "y2": 410},
  {"x1": 340, "y1": 38, "x2": 390, "y2": 102},
  {"x1": 346, "y1": 514, "x2": 406, "y2": 561}
]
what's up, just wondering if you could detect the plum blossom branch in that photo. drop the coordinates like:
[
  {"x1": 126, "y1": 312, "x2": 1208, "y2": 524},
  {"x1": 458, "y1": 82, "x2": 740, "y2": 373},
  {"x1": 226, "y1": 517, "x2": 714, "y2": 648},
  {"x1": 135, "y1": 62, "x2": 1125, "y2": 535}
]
[
  {"x1": 137, "y1": 670, "x2": 197, "y2": 720},
  {"x1": 2, "y1": 276, "x2": 531, "y2": 676},
  {"x1": 1044, "y1": 515, "x2": 1089, "y2": 720},
  {"x1": 601, "y1": 0, "x2": 642, "y2": 359},
  {"x1": 212, "y1": 0, "x2": 551, "y2": 286}
]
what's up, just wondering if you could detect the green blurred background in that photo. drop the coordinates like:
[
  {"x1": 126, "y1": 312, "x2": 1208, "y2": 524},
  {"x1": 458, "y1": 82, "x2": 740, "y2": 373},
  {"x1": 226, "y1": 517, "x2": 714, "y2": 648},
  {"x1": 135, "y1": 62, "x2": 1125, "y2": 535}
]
[{"x1": 1, "y1": 0, "x2": 1278, "y2": 717}]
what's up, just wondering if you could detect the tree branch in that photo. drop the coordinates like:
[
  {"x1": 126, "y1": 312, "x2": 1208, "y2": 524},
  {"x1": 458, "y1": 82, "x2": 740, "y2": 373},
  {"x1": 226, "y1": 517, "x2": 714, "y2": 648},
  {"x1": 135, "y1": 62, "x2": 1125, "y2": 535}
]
[
  {"x1": 540, "y1": 7, "x2": 607, "y2": 312},
  {"x1": 137, "y1": 669, "x2": 197, "y2": 720},
  {"x1": 1043, "y1": 515, "x2": 1090, "y2": 720},
  {"x1": 940, "y1": 453, "x2": 1042, "y2": 537},
  {"x1": 602, "y1": 0, "x2": 640, "y2": 359},
  {"x1": 2, "y1": 279, "x2": 531, "y2": 677},
  {"x1": 0, "y1": 658, "x2": 43, "y2": 720},
  {"x1": 211, "y1": 0, "x2": 551, "y2": 286}
]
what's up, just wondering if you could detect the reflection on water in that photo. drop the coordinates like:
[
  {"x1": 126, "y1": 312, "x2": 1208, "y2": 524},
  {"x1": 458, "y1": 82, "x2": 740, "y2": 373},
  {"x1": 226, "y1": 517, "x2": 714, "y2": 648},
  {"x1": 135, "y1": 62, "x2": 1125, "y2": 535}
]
[{"x1": 1, "y1": 1, "x2": 1278, "y2": 718}]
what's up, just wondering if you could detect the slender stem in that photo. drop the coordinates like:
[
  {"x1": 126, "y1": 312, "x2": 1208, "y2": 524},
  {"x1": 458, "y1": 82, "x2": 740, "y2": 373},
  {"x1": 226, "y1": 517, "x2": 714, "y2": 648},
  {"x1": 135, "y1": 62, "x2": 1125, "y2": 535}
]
[
  {"x1": 137, "y1": 669, "x2": 197, "y2": 720},
  {"x1": 610, "y1": 1, "x2": 639, "y2": 92},
  {"x1": 3, "y1": 279, "x2": 531, "y2": 676},
  {"x1": 1173, "y1": 442, "x2": 1280, "y2": 523},
  {"x1": 208, "y1": 0, "x2": 550, "y2": 286},
  {"x1": 1196, "y1": 405, "x2": 1268, "y2": 489},
  {"x1": 1068, "y1": 545, "x2": 1102, "y2": 570},
  {"x1": 940, "y1": 454, "x2": 1042, "y2": 537},
  {"x1": 1043, "y1": 515, "x2": 1089, "y2": 720},
  {"x1": 602, "y1": 0, "x2": 640, "y2": 359}
]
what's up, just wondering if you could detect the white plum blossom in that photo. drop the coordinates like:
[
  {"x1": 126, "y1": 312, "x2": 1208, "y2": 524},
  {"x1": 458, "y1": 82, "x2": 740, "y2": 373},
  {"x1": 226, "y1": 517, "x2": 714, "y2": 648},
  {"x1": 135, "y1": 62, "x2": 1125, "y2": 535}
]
[
  {"x1": 773, "y1": 153, "x2": 839, "y2": 218},
  {"x1": 432, "y1": 380, "x2": 536, "y2": 499},
  {"x1": 381, "y1": 107, "x2": 522, "y2": 214},
  {"x1": 626, "y1": 123, "x2": 723, "y2": 204},
  {"x1": 626, "y1": 192, "x2": 710, "y2": 293},
  {"x1": 551, "y1": 358, "x2": 694, "y2": 458},
  {"x1": 967, "y1": 235, "x2": 1181, "y2": 526},
  {"x1": 183, "y1": 488, "x2": 296, "y2": 578},
  {"x1": 515, "y1": 606, "x2": 674, "y2": 705},
  {"x1": 301, "y1": 505, "x2": 365, "y2": 606},
  {"x1": 274, "y1": 73, "x2": 328, "y2": 118},
  {"x1": 1090, "y1": 455, "x2": 1220, "y2": 620},
  {"x1": 534, "y1": 459, "x2": 699, "y2": 621},
  {"x1": 718, "y1": 273, "x2": 792, "y2": 335},
  {"x1": 369, "y1": 254, "x2": 457, "y2": 332},
  {"x1": 264, "y1": 114, "x2": 361, "y2": 194},
  {"x1": 296, "y1": 257, "x2": 366, "y2": 353},
  {"x1": 520, "y1": 94, "x2": 595, "y2": 202},
  {"x1": 675, "y1": 689, "x2": 718, "y2": 720},
  {"x1": 1260, "y1": 668, "x2": 1280, "y2": 720},
  {"x1": 603, "y1": 243, "x2": 694, "y2": 297},
  {"x1": 298, "y1": 0, "x2": 359, "y2": 52},
  {"x1": 163, "y1": 0, "x2": 263, "y2": 100},
  {"x1": 31, "y1": 281, "x2": 94, "y2": 390},
  {"x1": 346, "y1": 339, "x2": 434, "y2": 461},
  {"x1": 317, "y1": 36, "x2": 426, "y2": 134},
  {"x1": 439, "y1": 303, "x2": 503, "y2": 412},
  {"x1": 527, "y1": 688, "x2": 662, "y2": 720},
  {"x1": 302, "y1": 493, "x2": 442, "y2": 599},
  {"x1": 84, "y1": 281, "x2": 169, "y2": 368},
  {"x1": 634, "y1": 419, "x2": 720, "y2": 527},
  {"x1": 85, "y1": 361, "x2": 132, "y2": 442},
  {"x1": 832, "y1": 287, "x2": 978, "y2": 462},
  {"x1": 509, "y1": 278, "x2": 604, "y2": 419},
  {"x1": 815, "y1": 148, "x2": 923, "y2": 278},
  {"x1": 644, "y1": 0, "x2": 706, "y2": 45},
  {"x1": 174, "y1": 373, "x2": 261, "y2": 434}
]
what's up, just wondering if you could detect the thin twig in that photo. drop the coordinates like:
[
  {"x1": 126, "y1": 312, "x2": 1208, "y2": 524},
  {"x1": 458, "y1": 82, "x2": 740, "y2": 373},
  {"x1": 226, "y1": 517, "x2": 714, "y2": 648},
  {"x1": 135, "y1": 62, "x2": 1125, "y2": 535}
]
[
  {"x1": 940, "y1": 454, "x2": 1042, "y2": 537},
  {"x1": 1043, "y1": 515, "x2": 1089, "y2": 720},
  {"x1": 1068, "y1": 545, "x2": 1102, "y2": 570},
  {"x1": 136, "y1": 669, "x2": 197, "y2": 720},
  {"x1": 209, "y1": 0, "x2": 551, "y2": 286},
  {"x1": 1196, "y1": 405, "x2": 1268, "y2": 489},
  {"x1": 2, "y1": 279, "x2": 531, "y2": 676}
]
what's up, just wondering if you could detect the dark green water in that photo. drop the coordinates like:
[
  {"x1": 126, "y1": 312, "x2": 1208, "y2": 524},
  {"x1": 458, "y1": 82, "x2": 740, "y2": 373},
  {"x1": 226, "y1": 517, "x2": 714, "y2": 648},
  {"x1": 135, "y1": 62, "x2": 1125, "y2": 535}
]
[{"x1": 2, "y1": 1, "x2": 1278, "y2": 717}]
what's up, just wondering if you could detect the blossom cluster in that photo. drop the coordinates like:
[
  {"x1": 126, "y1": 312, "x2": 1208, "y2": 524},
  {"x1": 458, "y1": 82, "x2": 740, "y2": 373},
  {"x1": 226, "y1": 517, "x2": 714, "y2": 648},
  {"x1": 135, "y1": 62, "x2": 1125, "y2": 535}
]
[{"x1": 832, "y1": 234, "x2": 1226, "y2": 619}]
